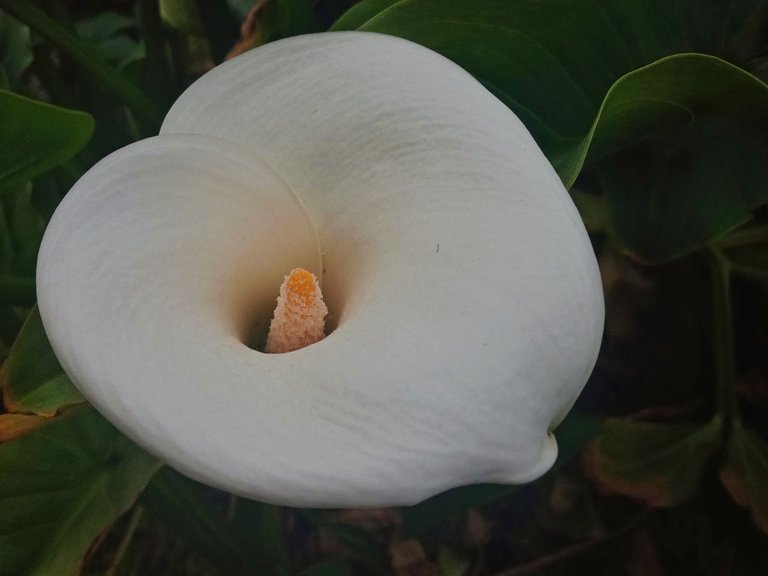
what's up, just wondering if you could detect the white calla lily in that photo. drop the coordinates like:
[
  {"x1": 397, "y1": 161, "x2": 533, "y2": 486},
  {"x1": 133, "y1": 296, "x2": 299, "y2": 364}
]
[{"x1": 37, "y1": 32, "x2": 603, "y2": 507}]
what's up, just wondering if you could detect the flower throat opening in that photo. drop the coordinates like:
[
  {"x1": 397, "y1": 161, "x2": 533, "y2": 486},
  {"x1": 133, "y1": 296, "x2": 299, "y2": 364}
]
[{"x1": 264, "y1": 268, "x2": 328, "y2": 353}]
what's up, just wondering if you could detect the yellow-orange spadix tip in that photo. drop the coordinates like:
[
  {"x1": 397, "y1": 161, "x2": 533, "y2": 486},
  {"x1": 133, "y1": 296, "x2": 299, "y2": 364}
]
[{"x1": 265, "y1": 268, "x2": 328, "y2": 353}]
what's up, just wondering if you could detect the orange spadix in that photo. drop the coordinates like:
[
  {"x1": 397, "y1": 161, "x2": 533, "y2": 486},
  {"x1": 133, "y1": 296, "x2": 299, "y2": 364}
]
[{"x1": 265, "y1": 268, "x2": 328, "y2": 353}]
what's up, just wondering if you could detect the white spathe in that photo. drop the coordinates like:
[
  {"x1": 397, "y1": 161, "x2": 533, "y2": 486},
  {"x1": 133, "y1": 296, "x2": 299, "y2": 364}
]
[{"x1": 37, "y1": 32, "x2": 604, "y2": 507}]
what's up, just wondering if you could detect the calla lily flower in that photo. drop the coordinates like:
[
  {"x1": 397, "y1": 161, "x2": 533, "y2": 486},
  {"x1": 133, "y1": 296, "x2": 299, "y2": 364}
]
[{"x1": 37, "y1": 32, "x2": 604, "y2": 507}]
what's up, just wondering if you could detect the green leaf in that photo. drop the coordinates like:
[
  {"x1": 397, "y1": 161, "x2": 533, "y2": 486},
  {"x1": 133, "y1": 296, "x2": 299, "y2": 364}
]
[
  {"x1": 3, "y1": 183, "x2": 45, "y2": 275},
  {"x1": 348, "y1": 0, "x2": 768, "y2": 157},
  {"x1": 75, "y1": 11, "x2": 135, "y2": 39},
  {"x1": 0, "y1": 0, "x2": 162, "y2": 127},
  {"x1": 401, "y1": 409, "x2": 601, "y2": 538},
  {"x1": 194, "y1": 0, "x2": 241, "y2": 63},
  {"x1": 75, "y1": 12, "x2": 145, "y2": 70},
  {"x1": 161, "y1": 0, "x2": 204, "y2": 35},
  {"x1": 0, "y1": 9, "x2": 32, "y2": 89},
  {"x1": 265, "y1": 0, "x2": 323, "y2": 40},
  {"x1": 720, "y1": 421, "x2": 768, "y2": 534},
  {"x1": 0, "y1": 405, "x2": 160, "y2": 576},
  {"x1": 0, "y1": 90, "x2": 94, "y2": 191},
  {"x1": 437, "y1": 546, "x2": 470, "y2": 576},
  {"x1": 143, "y1": 468, "x2": 291, "y2": 575},
  {"x1": 599, "y1": 115, "x2": 768, "y2": 263},
  {"x1": 586, "y1": 416, "x2": 722, "y2": 506},
  {"x1": 348, "y1": 1, "x2": 768, "y2": 262},
  {"x1": 558, "y1": 54, "x2": 768, "y2": 188},
  {"x1": 592, "y1": 55, "x2": 768, "y2": 262},
  {"x1": 142, "y1": 467, "x2": 254, "y2": 574},
  {"x1": 331, "y1": 0, "x2": 401, "y2": 30},
  {"x1": 231, "y1": 498, "x2": 291, "y2": 576},
  {"x1": 1, "y1": 306, "x2": 83, "y2": 415},
  {"x1": 226, "y1": 0, "x2": 255, "y2": 21}
]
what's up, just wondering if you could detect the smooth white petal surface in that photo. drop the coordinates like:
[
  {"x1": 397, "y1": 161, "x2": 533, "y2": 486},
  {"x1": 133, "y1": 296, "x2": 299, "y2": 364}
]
[{"x1": 38, "y1": 32, "x2": 604, "y2": 506}]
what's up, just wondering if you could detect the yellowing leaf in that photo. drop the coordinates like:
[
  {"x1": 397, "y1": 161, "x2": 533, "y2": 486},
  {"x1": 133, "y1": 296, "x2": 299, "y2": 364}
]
[
  {"x1": 720, "y1": 421, "x2": 768, "y2": 534},
  {"x1": 1, "y1": 306, "x2": 83, "y2": 415},
  {"x1": 586, "y1": 417, "x2": 721, "y2": 506},
  {"x1": 0, "y1": 412, "x2": 47, "y2": 441},
  {"x1": 0, "y1": 405, "x2": 160, "y2": 576}
]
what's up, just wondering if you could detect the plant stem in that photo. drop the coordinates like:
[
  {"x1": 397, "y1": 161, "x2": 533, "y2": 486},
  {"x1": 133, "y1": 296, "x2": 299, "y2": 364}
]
[
  {"x1": 104, "y1": 505, "x2": 144, "y2": 576},
  {"x1": 730, "y1": 263, "x2": 768, "y2": 285},
  {"x1": 493, "y1": 509, "x2": 651, "y2": 576},
  {"x1": 706, "y1": 246, "x2": 738, "y2": 437},
  {"x1": 0, "y1": 0, "x2": 162, "y2": 128},
  {"x1": 716, "y1": 223, "x2": 768, "y2": 248},
  {"x1": 226, "y1": 493, "x2": 238, "y2": 523}
]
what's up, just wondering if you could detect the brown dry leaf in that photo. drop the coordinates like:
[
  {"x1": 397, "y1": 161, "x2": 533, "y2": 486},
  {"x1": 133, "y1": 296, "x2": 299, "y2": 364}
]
[
  {"x1": 390, "y1": 540, "x2": 439, "y2": 576},
  {"x1": 463, "y1": 508, "x2": 491, "y2": 548},
  {"x1": 0, "y1": 412, "x2": 49, "y2": 442},
  {"x1": 584, "y1": 416, "x2": 721, "y2": 507},
  {"x1": 227, "y1": 0, "x2": 271, "y2": 60},
  {"x1": 334, "y1": 507, "x2": 401, "y2": 530}
]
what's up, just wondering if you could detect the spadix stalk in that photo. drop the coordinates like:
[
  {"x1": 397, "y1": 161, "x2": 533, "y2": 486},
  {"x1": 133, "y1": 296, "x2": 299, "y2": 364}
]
[{"x1": 37, "y1": 32, "x2": 604, "y2": 507}]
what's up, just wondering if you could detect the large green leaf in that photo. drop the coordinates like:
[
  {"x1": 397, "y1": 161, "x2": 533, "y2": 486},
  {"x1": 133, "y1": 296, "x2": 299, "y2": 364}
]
[
  {"x1": 143, "y1": 468, "x2": 290, "y2": 575},
  {"x1": 586, "y1": 416, "x2": 722, "y2": 506},
  {"x1": 263, "y1": 0, "x2": 323, "y2": 41},
  {"x1": 342, "y1": 0, "x2": 767, "y2": 142},
  {"x1": 0, "y1": 405, "x2": 160, "y2": 576},
  {"x1": 592, "y1": 55, "x2": 768, "y2": 262},
  {"x1": 1, "y1": 306, "x2": 83, "y2": 415},
  {"x1": 600, "y1": 114, "x2": 768, "y2": 262},
  {"x1": 232, "y1": 499, "x2": 291, "y2": 576},
  {"x1": 558, "y1": 54, "x2": 768, "y2": 188},
  {"x1": 339, "y1": 0, "x2": 768, "y2": 261},
  {"x1": 401, "y1": 409, "x2": 601, "y2": 538},
  {"x1": 2, "y1": 183, "x2": 45, "y2": 276},
  {"x1": 142, "y1": 468, "x2": 256, "y2": 574},
  {"x1": 0, "y1": 9, "x2": 32, "y2": 89},
  {"x1": 720, "y1": 421, "x2": 768, "y2": 534},
  {"x1": 331, "y1": 0, "x2": 400, "y2": 30},
  {"x1": 0, "y1": 184, "x2": 47, "y2": 306},
  {"x1": 0, "y1": 0, "x2": 162, "y2": 127},
  {"x1": 0, "y1": 90, "x2": 94, "y2": 192}
]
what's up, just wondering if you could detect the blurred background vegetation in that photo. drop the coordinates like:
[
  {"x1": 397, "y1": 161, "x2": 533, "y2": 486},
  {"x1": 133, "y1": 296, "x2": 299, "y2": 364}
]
[{"x1": 1, "y1": 1, "x2": 768, "y2": 575}]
